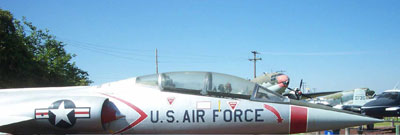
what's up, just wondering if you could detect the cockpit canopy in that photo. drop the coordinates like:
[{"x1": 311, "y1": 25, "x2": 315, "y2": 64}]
[{"x1": 136, "y1": 71, "x2": 286, "y2": 102}]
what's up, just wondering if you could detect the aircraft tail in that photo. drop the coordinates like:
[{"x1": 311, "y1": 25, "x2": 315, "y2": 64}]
[{"x1": 352, "y1": 88, "x2": 368, "y2": 106}]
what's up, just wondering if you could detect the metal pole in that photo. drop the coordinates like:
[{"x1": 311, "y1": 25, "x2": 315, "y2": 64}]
[
  {"x1": 253, "y1": 52, "x2": 256, "y2": 78},
  {"x1": 249, "y1": 51, "x2": 261, "y2": 79},
  {"x1": 345, "y1": 128, "x2": 349, "y2": 135}
]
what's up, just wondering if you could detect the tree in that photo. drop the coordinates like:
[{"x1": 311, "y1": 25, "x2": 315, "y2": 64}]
[{"x1": 0, "y1": 9, "x2": 92, "y2": 88}]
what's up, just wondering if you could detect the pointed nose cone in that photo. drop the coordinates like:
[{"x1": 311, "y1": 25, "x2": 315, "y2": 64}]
[{"x1": 304, "y1": 106, "x2": 383, "y2": 133}]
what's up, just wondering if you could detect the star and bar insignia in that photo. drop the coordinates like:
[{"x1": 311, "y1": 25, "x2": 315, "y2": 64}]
[{"x1": 35, "y1": 100, "x2": 90, "y2": 128}]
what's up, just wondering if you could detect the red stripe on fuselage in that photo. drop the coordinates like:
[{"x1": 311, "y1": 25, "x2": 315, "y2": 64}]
[
  {"x1": 35, "y1": 112, "x2": 48, "y2": 115},
  {"x1": 290, "y1": 106, "x2": 308, "y2": 134}
]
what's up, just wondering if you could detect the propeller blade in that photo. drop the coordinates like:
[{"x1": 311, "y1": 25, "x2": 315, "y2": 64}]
[{"x1": 299, "y1": 79, "x2": 303, "y2": 90}]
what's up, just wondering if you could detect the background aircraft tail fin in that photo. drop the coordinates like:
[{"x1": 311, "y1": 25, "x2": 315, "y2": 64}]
[
  {"x1": 394, "y1": 81, "x2": 400, "y2": 90},
  {"x1": 352, "y1": 88, "x2": 368, "y2": 105}
]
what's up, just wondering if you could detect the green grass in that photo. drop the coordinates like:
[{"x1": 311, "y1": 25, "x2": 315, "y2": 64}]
[
  {"x1": 373, "y1": 117, "x2": 400, "y2": 127},
  {"x1": 375, "y1": 122, "x2": 397, "y2": 127}
]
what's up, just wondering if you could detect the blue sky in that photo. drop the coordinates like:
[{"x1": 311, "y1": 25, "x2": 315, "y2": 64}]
[{"x1": 1, "y1": 0, "x2": 399, "y2": 93}]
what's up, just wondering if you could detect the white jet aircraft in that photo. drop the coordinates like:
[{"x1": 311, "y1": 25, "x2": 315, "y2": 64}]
[{"x1": 0, "y1": 71, "x2": 382, "y2": 134}]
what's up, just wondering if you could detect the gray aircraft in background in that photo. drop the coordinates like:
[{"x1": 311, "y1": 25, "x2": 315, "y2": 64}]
[
  {"x1": 252, "y1": 73, "x2": 375, "y2": 110},
  {"x1": 251, "y1": 72, "x2": 289, "y2": 94},
  {"x1": 0, "y1": 71, "x2": 381, "y2": 134},
  {"x1": 307, "y1": 88, "x2": 375, "y2": 111},
  {"x1": 251, "y1": 72, "x2": 340, "y2": 100}
]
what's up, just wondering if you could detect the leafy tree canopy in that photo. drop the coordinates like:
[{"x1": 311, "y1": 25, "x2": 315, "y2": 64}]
[{"x1": 0, "y1": 9, "x2": 92, "y2": 88}]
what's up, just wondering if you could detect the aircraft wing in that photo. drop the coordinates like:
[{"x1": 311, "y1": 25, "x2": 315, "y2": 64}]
[
  {"x1": 301, "y1": 91, "x2": 342, "y2": 99},
  {"x1": 0, "y1": 116, "x2": 32, "y2": 127}
]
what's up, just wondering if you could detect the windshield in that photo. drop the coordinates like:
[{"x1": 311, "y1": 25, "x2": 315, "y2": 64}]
[
  {"x1": 136, "y1": 71, "x2": 286, "y2": 102},
  {"x1": 254, "y1": 86, "x2": 286, "y2": 102},
  {"x1": 377, "y1": 92, "x2": 400, "y2": 100},
  {"x1": 270, "y1": 73, "x2": 284, "y2": 82},
  {"x1": 135, "y1": 74, "x2": 158, "y2": 86}
]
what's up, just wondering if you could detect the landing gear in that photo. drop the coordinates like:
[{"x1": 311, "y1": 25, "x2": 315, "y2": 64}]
[
  {"x1": 358, "y1": 125, "x2": 364, "y2": 134},
  {"x1": 332, "y1": 129, "x2": 340, "y2": 134},
  {"x1": 361, "y1": 110, "x2": 375, "y2": 130},
  {"x1": 367, "y1": 124, "x2": 374, "y2": 130}
]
